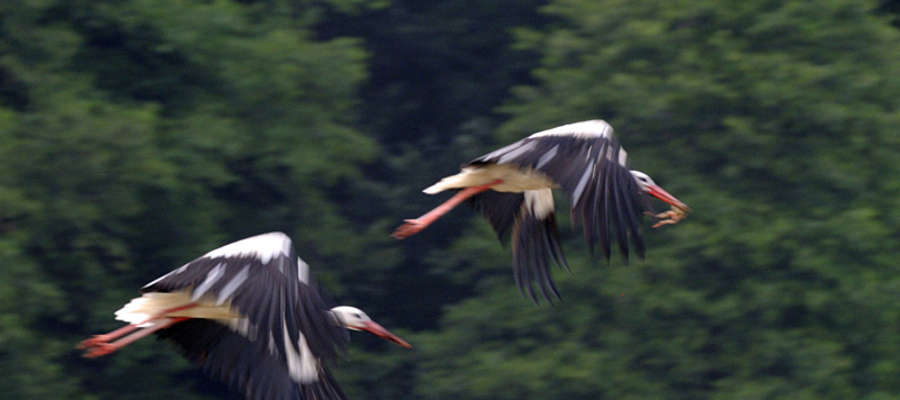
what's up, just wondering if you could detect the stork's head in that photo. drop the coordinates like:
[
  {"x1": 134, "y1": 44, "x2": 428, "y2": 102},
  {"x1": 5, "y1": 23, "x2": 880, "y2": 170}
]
[
  {"x1": 630, "y1": 170, "x2": 690, "y2": 212},
  {"x1": 330, "y1": 306, "x2": 412, "y2": 348}
]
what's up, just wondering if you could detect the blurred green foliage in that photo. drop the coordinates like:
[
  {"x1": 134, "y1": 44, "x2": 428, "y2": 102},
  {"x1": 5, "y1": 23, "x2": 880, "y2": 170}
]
[{"x1": 0, "y1": 0, "x2": 897, "y2": 399}]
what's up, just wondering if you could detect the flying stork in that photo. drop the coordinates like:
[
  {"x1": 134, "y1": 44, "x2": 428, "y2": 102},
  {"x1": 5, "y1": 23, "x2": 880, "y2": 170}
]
[
  {"x1": 79, "y1": 232, "x2": 411, "y2": 400},
  {"x1": 393, "y1": 120, "x2": 690, "y2": 302}
]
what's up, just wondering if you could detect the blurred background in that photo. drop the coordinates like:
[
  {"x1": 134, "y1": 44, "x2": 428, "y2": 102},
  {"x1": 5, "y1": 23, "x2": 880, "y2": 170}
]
[{"x1": 1, "y1": 0, "x2": 898, "y2": 399}]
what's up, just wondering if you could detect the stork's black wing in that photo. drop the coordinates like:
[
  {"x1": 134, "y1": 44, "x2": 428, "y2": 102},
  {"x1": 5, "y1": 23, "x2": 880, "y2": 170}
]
[
  {"x1": 468, "y1": 190, "x2": 524, "y2": 243},
  {"x1": 469, "y1": 190, "x2": 568, "y2": 303},
  {"x1": 142, "y1": 232, "x2": 347, "y2": 380},
  {"x1": 158, "y1": 318, "x2": 347, "y2": 400},
  {"x1": 469, "y1": 122, "x2": 647, "y2": 262}
]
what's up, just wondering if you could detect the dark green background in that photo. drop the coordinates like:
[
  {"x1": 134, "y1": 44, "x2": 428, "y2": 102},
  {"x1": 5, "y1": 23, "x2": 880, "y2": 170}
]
[{"x1": 1, "y1": 0, "x2": 897, "y2": 398}]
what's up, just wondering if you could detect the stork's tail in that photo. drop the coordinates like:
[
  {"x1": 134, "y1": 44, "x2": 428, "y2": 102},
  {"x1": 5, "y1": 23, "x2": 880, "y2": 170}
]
[
  {"x1": 114, "y1": 292, "x2": 182, "y2": 325},
  {"x1": 423, "y1": 173, "x2": 468, "y2": 194},
  {"x1": 114, "y1": 291, "x2": 238, "y2": 325}
]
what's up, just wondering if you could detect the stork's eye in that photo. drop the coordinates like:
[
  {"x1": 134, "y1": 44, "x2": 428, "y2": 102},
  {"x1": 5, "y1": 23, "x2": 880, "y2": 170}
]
[{"x1": 354, "y1": 313, "x2": 362, "y2": 319}]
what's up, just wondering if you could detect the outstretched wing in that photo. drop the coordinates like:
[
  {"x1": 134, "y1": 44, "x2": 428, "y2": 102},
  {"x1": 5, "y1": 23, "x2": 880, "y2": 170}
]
[
  {"x1": 142, "y1": 232, "x2": 347, "y2": 383},
  {"x1": 157, "y1": 318, "x2": 347, "y2": 400},
  {"x1": 469, "y1": 189, "x2": 569, "y2": 303},
  {"x1": 468, "y1": 120, "x2": 647, "y2": 262}
]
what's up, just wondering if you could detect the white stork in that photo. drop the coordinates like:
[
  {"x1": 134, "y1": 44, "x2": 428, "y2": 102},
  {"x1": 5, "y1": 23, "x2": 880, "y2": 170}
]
[
  {"x1": 393, "y1": 120, "x2": 690, "y2": 302},
  {"x1": 79, "y1": 232, "x2": 410, "y2": 400}
]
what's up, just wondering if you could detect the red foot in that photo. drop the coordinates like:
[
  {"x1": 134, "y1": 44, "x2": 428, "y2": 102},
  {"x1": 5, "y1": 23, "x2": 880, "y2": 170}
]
[
  {"x1": 83, "y1": 342, "x2": 119, "y2": 358},
  {"x1": 392, "y1": 219, "x2": 426, "y2": 239},
  {"x1": 392, "y1": 180, "x2": 502, "y2": 240},
  {"x1": 77, "y1": 334, "x2": 114, "y2": 350}
]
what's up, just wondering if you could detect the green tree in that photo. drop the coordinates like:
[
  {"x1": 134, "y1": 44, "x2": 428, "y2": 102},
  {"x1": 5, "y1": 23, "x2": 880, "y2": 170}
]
[
  {"x1": 3, "y1": 0, "x2": 898, "y2": 399},
  {"x1": 0, "y1": 0, "x2": 382, "y2": 398},
  {"x1": 414, "y1": 0, "x2": 900, "y2": 399}
]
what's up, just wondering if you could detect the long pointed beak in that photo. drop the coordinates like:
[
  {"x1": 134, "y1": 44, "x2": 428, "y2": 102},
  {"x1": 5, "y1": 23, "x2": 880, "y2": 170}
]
[
  {"x1": 362, "y1": 321, "x2": 412, "y2": 348},
  {"x1": 647, "y1": 185, "x2": 690, "y2": 212}
]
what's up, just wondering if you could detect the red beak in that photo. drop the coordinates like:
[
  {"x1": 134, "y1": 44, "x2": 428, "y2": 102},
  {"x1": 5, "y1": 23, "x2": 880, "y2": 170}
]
[
  {"x1": 362, "y1": 321, "x2": 412, "y2": 348},
  {"x1": 646, "y1": 185, "x2": 690, "y2": 212}
]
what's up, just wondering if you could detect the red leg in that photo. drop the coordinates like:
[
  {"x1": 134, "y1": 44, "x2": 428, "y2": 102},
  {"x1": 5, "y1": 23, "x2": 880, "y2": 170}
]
[
  {"x1": 393, "y1": 180, "x2": 502, "y2": 239},
  {"x1": 78, "y1": 303, "x2": 199, "y2": 349},
  {"x1": 77, "y1": 324, "x2": 140, "y2": 349},
  {"x1": 83, "y1": 317, "x2": 190, "y2": 358}
]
